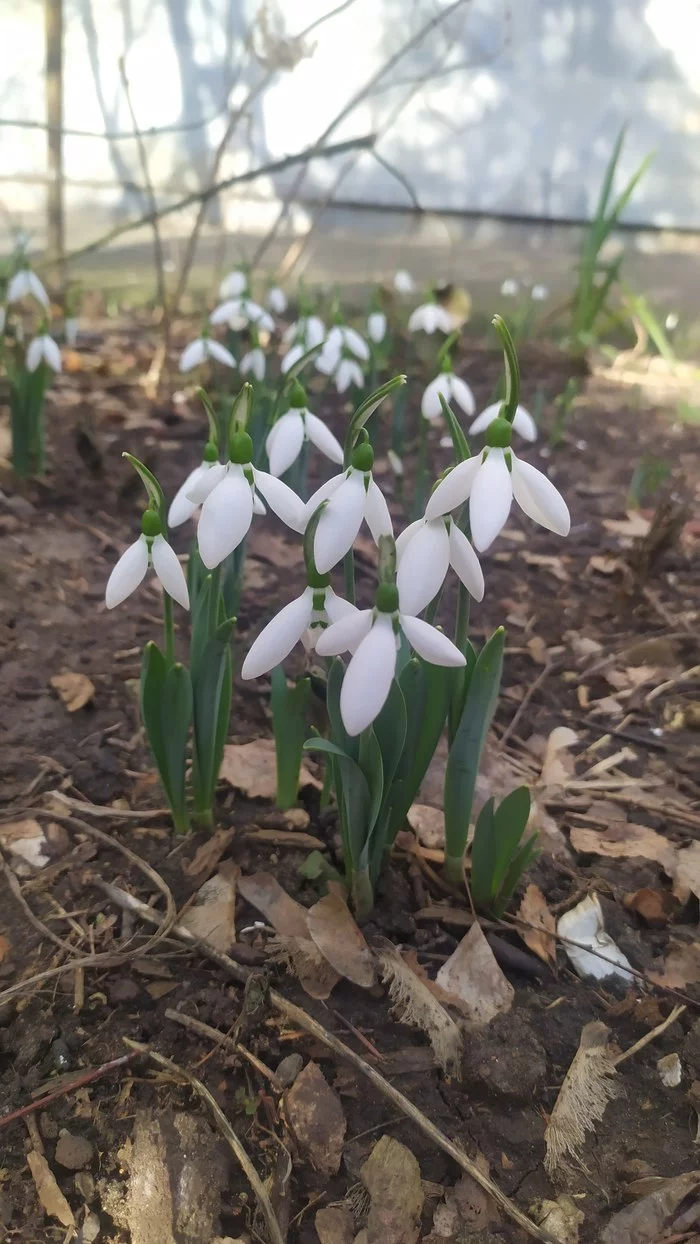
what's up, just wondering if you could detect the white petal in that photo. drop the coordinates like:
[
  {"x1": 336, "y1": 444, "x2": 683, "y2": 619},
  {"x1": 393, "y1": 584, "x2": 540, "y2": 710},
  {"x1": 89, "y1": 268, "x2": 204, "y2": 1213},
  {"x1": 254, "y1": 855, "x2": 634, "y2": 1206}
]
[
  {"x1": 267, "y1": 286, "x2": 287, "y2": 314},
  {"x1": 469, "y1": 449, "x2": 513, "y2": 552},
  {"x1": 421, "y1": 374, "x2": 449, "y2": 421},
  {"x1": 395, "y1": 518, "x2": 423, "y2": 562},
  {"x1": 281, "y1": 343, "x2": 303, "y2": 373},
  {"x1": 252, "y1": 469, "x2": 306, "y2": 532},
  {"x1": 241, "y1": 589, "x2": 314, "y2": 679},
  {"x1": 179, "y1": 339, "x2": 206, "y2": 372},
  {"x1": 396, "y1": 519, "x2": 449, "y2": 615},
  {"x1": 435, "y1": 306, "x2": 457, "y2": 333},
  {"x1": 315, "y1": 346, "x2": 339, "y2": 376},
  {"x1": 251, "y1": 348, "x2": 266, "y2": 380},
  {"x1": 512, "y1": 406, "x2": 538, "y2": 442},
  {"x1": 314, "y1": 471, "x2": 367, "y2": 572},
  {"x1": 151, "y1": 535, "x2": 190, "y2": 609},
  {"x1": 303, "y1": 473, "x2": 345, "y2": 526},
  {"x1": 105, "y1": 536, "x2": 149, "y2": 609},
  {"x1": 449, "y1": 375, "x2": 475, "y2": 417},
  {"x1": 252, "y1": 492, "x2": 267, "y2": 516},
  {"x1": 42, "y1": 336, "x2": 62, "y2": 372},
  {"x1": 198, "y1": 469, "x2": 253, "y2": 568},
  {"x1": 168, "y1": 463, "x2": 209, "y2": 527},
  {"x1": 304, "y1": 413, "x2": 344, "y2": 464},
  {"x1": 315, "y1": 608, "x2": 373, "y2": 657},
  {"x1": 448, "y1": 523, "x2": 484, "y2": 601},
  {"x1": 367, "y1": 312, "x2": 387, "y2": 344},
  {"x1": 7, "y1": 271, "x2": 29, "y2": 303},
  {"x1": 206, "y1": 339, "x2": 236, "y2": 368},
  {"x1": 343, "y1": 326, "x2": 370, "y2": 361},
  {"x1": 511, "y1": 456, "x2": 570, "y2": 537},
  {"x1": 408, "y1": 304, "x2": 432, "y2": 333},
  {"x1": 393, "y1": 270, "x2": 414, "y2": 294},
  {"x1": 363, "y1": 478, "x2": 393, "y2": 542},
  {"x1": 220, "y1": 270, "x2": 247, "y2": 298},
  {"x1": 501, "y1": 278, "x2": 519, "y2": 297},
  {"x1": 400, "y1": 614, "x2": 466, "y2": 667},
  {"x1": 323, "y1": 588, "x2": 358, "y2": 625},
  {"x1": 306, "y1": 317, "x2": 326, "y2": 347},
  {"x1": 187, "y1": 461, "x2": 226, "y2": 505},
  {"x1": 282, "y1": 321, "x2": 298, "y2": 345},
  {"x1": 210, "y1": 298, "x2": 241, "y2": 326},
  {"x1": 27, "y1": 271, "x2": 50, "y2": 307},
  {"x1": 340, "y1": 616, "x2": 398, "y2": 736},
  {"x1": 336, "y1": 359, "x2": 363, "y2": 393},
  {"x1": 424, "y1": 455, "x2": 482, "y2": 521},
  {"x1": 469, "y1": 402, "x2": 502, "y2": 437},
  {"x1": 25, "y1": 337, "x2": 44, "y2": 373},
  {"x1": 266, "y1": 412, "x2": 304, "y2": 477}
]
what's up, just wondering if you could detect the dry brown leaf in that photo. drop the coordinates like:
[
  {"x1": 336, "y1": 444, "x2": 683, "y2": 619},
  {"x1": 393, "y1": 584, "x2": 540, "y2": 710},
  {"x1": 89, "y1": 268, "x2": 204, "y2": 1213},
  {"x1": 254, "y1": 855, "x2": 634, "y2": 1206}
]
[
  {"x1": 671, "y1": 842, "x2": 700, "y2": 903},
  {"x1": 431, "y1": 1159, "x2": 499, "y2": 1237},
  {"x1": 237, "y1": 871, "x2": 309, "y2": 938},
  {"x1": 178, "y1": 861, "x2": 239, "y2": 951},
  {"x1": 523, "y1": 551, "x2": 569, "y2": 582},
  {"x1": 27, "y1": 1149, "x2": 76, "y2": 1228},
  {"x1": 603, "y1": 511, "x2": 651, "y2": 539},
  {"x1": 517, "y1": 884, "x2": 557, "y2": 965},
  {"x1": 436, "y1": 922, "x2": 514, "y2": 1026},
  {"x1": 527, "y1": 634, "x2": 550, "y2": 664},
  {"x1": 361, "y1": 1134, "x2": 424, "y2": 1244},
  {"x1": 285, "y1": 1061, "x2": 346, "y2": 1178},
  {"x1": 220, "y1": 738, "x2": 321, "y2": 799},
  {"x1": 539, "y1": 726, "x2": 578, "y2": 791},
  {"x1": 50, "y1": 671, "x2": 95, "y2": 712},
  {"x1": 183, "y1": 828, "x2": 235, "y2": 879},
  {"x1": 545, "y1": 1021, "x2": 620, "y2": 1178},
  {"x1": 274, "y1": 934, "x2": 341, "y2": 999},
  {"x1": 407, "y1": 803, "x2": 444, "y2": 848},
  {"x1": 0, "y1": 934, "x2": 9, "y2": 963},
  {"x1": 0, "y1": 818, "x2": 49, "y2": 868},
  {"x1": 605, "y1": 664, "x2": 664, "y2": 693},
  {"x1": 588, "y1": 555, "x2": 624, "y2": 576},
  {"x1": 532, "y1": 1195, "x2": 585, "y2": 1243},
  {"x1": 243, "y1": 827, "x2": 324, "y2": 848},
  {"x1": 649, "y1": 942, "x2": 700, "y2": 989},
  {"x1": 569, "y1": 823, "x2": 675, "y2": 870},
  {"x1": 314, "y1": 1205, "x2": 355, "y2": 1244},
  {"x1": 624, "y1": 887, "x2": 677, "y2": 927},
  {"x1": 600, "y1": 1170, "x2": 700, "y2": 1244},
  {"x1": 379, "y1": 946, "x2": 463, "y2": 1073},
  {"x1": 307, "y1": 885, "x2": 376, "y2": 987}
]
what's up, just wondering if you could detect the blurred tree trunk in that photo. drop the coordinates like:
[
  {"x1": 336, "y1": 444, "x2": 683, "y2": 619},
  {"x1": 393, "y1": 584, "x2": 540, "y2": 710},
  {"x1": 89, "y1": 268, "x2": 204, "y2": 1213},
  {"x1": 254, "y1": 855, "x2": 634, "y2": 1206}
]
[{"x1": 45, "y1": 0, "x2": 64, "y2": 296}]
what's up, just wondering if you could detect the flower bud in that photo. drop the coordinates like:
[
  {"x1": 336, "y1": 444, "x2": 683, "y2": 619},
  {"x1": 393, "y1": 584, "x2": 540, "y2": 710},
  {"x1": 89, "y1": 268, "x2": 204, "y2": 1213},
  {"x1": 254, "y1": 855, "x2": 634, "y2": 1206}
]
[
  {"x1": 289, "y1": 379, "x2": 307, "y2": 408},
  {"x1": 485, "y1": 416, "x2": 512, "y2": 448},
  {"x1": 229, "y1": 429, "x2": 254, "y2": 464},
  {"x1": 375, "y1": 582, "x2": 399, "y2": 614},
  {"x1": 203, "y1": 441, "x2": 219, "y2": 462},
  {"x1": 141, "y1": 508, "x2": 162, "y2": 538},
  {"x1": 351, "y1": 442, "x2": 374, "y2": 472}
]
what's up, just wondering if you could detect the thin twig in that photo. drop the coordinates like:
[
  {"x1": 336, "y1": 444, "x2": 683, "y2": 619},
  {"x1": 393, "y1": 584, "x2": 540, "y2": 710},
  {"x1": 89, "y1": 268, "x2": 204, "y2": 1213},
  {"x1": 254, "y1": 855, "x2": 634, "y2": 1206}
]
[
  {"x1": 124, "y1": 1039, "x2": 285, "y2": 1244},
  {"x1": 0, "y1": 1053, "x2": 139, "y2": 1130},
  {"x1": 612, "y1": 1004, "x2": 686, "y2": 1067},
  {"x1": 46, "y1": 791, "x2": 169, "y2": 820},
  {"x1": 164, "y1": 1009, "x2": 283, "y2": 1091},
  {"x1": 500, "y1": 660, "x2": 560, "y2": 748},
  {"x1": 118, "y1": 57, "x2": 166, "y2": 311},
  {"x1": 0, "y1": 858, "x2": 77, "y2": 955}
]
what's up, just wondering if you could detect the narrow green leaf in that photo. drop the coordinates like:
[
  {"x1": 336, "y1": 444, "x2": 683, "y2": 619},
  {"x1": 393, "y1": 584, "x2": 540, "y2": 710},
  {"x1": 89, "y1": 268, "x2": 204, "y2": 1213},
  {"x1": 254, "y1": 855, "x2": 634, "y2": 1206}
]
[
  {"x1": 122, "y1": 453, "x2": 166, "y2": 524},
  {"x1": 160, "y1": 663, "x2": 193, "y2": 831},
  {"x1": 344, "y1": 374, "x2": 406, "y2": 463},
  {"x1": 140, "y1": 641, "x2": 169, "y2": 796},
  {"x1": 304, "y1": 736, "x2": 370, "y2": 868},
  {"x1": 439, "y1": 393, "x2": 471, "y2": 463},
  {"x1": 492, "y1": 835, "x2": 540, "y2": 918},
  {"x1": 469, "y1": 798, "x2": 498, "y2": 909},
  {"x1": 385, "y1": 659, "x2": 451, "y2": 844},
  {"x1": 271, "y1": 668, "x2": 312, "y2": 809},
  {"x1": 491, "y1": 785, "x2": 532, "y2": 894},
  {"x1": 191, "y1": 624, "x2": 233, "y2": 818}
]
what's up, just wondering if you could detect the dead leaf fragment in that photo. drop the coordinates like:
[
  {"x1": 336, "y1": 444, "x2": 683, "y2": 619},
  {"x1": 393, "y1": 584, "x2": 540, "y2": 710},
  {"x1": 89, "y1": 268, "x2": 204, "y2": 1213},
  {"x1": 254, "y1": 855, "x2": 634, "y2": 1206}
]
[
  {"x1": 600, "y1": 1170, "x2": 700, "y2": 1244},
  {"x1": 545, "y1": 1021, "x2": 620, "y2": 1178},
  {"x1": 603, "y1": 511, "x2": 651, "y2": 540},
  {"x1": 361, "y1": 1134, "x2": 424, "y2": 1244},
  {"x1": 569, "y1": 822, "x2": 675, "y2": 869},
  {"x1": 314, "y1": 1205, "x2": 355, "y2": 1244},
  {"x1": 539, "y1": 726, "x2": 578, "y2": 791},
  {"x1": 285, "y1": 1061, "x2": 346, "y2": 1179},
  {"x1": 0, "y1": 934, "x2": 9, "y2": 963},
  {"x1": 379, "y1": 946, "x2": 462, "y2": 1073},
  {"x1": 220, "y1": 738, "x2": 320, "y2": 799},
  {"x1": 50, "y1": 671, "x2": 95, "y2": 712},
  {"x1": 532, "y1": 1195, "x2": 584, "y2": 1244},
  {"x1": 431, "y1": 1160, "x2": 499, "y2": 1237},
  {"x1": 517, "y1": 884, "x2": 557, "y2": 965},
  {"x1": 238, "y1": 871, "x2": 309, "y2": 938},
  {"x1": 183, "y1": 828, "x2": 236, "y2": 879},
  {"x1": 27, "y1": 1149, "x2": 75, "y2": 1227},
  {"x1": 0, "y1": 818, "x2": 49, "y2": 867},
  {"x1": 307, "y1": 885, "x2": 376, "y2": 987},
  {"x1": 657, "y1": 1053, "x2": 682, "y2": 1087},
  {"x1": 671, "y1": 841, "x2": 700, "y2": 904},
  {"x1": 407, "y1": 803, "x2": 444, "y2": 848},
  {"x1": 436, "y1": 922, "x2": 514, "y2": 1026},
  {"x1": 624, "y1": 887, "x2": 676, "y2": 927},
  {"x1": 179, "y1": 862, "x2": 239, "y2": 951},
  {"x1": 649, "y1": 941, "x2": 700, "y2": 989}
]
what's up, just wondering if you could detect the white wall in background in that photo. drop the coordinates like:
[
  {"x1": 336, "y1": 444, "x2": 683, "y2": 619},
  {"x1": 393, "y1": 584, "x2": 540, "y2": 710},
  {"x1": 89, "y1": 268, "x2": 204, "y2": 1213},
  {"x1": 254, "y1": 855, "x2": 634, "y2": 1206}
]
[{"x1": 2, "y1": 0, "x2": 700, "y2": 240}]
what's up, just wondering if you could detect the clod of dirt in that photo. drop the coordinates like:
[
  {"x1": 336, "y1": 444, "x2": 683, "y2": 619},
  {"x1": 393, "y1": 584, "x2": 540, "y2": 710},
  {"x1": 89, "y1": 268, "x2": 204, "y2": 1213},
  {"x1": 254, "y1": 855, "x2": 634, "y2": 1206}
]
[
  {"x1": 285, "y1": 1061, "x2": 346, "y2": 1179},
  {"x1": 600, "y1": 1170, "x2": 700, "y2": 1244},
  {"x1": 81, "y1": 1210, "x2": 101, "y2": 1243},
  {"x1": 275, "y1": 1052, "x2": 303, "y2": 1087},
  {"x1": 360, "y1": 1134, "x2": 424, "y2": 1244},
  {"x1": 314, "y1": 1204, "x2": 355, "y2": 1244},
  {"x1": 55, "y1": 1131, "x2": 94, "y2": 1170},
  {"x1": 461, "y1": 1011, "x2": 547, "y2": 1104},
  {"x1": 39, "y1": 1111, "x2": 59, "y2": 1139},
  {"x1": 74, "y1": 1172, "x2": 95, "y2": 1201},
  {"x1": 126, "y1": 1110, "x2": 228, "y2": 1244}
]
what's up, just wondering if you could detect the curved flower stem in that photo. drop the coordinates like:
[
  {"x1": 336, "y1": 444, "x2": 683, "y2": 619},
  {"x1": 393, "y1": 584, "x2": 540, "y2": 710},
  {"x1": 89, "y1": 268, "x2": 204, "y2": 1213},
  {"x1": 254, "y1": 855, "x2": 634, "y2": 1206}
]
[{"x1": 163, "y1": 592, "x2": 175, "y2": 665}]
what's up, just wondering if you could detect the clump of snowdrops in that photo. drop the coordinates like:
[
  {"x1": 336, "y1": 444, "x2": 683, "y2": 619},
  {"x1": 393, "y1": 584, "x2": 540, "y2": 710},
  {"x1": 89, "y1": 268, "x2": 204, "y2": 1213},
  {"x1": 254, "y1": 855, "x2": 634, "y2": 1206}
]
[{"x1": 106, "y1": 300, "x2": 570, "y2": 919}]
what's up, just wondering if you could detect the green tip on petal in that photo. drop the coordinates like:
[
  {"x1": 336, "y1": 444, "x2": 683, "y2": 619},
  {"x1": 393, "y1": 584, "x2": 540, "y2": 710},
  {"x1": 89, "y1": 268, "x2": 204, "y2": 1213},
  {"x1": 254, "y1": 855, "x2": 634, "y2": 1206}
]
[
  {"x1": 141, "y1": 508, "x2": 162, "y2": 538},
  {"x1": 375, "y1": 582, "x2": 399, "y2": 614},
  {"x1": 229, "y1": 429, "x2": 253, "y2": 464},
  {"x1": 352, "y1": 441, "x2": 374, "y2": 472},
  {"x1": 485, "y1": 416, "x2": 513, "y2": 448}
]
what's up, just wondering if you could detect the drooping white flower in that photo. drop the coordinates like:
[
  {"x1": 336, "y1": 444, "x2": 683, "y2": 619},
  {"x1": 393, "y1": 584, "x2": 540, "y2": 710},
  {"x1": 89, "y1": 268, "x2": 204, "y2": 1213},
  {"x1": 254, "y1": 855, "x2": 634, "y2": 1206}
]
[
  {"x1": 387, "y1": 449, "x2": 403, "y2": 478},
  {"x1": 240, "y1": 347, "x2": 266, "y2": 381},
  {"x1": 280, "y1": 343, "x2": 304, "y2": 374},
  {"x1": 425, "y1": 423, "x2": 570, "y2": 552},
  {"x1": 316, "y1": 349, "x2": 364, "y2": 393},
  {"x1": 210, "y1": 298, "x2": 274, "y2": 334},
  {"x1": 105, "y1": 525, "x2": 189, "y2": 611},
  {"x1": 242, "y1": 584, "x2": 357, "y2": 678},
  {"x1": 267, "y1": 286, "x2": 287, "y2": 315},
  {"x1": 531, "y1": 284, "x2": 549, "y2": 301},
  {"x1": 325, "y1": 324, "x2": 370, "y2": 362},
  {"x1": 367, "y1": 311, "x2": 387, "y2": 344},
  {"x1": 407, "y1": 303, "x2": 455, "y2": 334},
  {"x1": 266, "y1": 389, "x2": 343, "y2": 478},
  {"x1": 396, "y1": 515, "x2": 484, "y2": 615},
  {"x1": 219, "y1": 269, "x2": 247, "y2": 299},
  {"x1": 469, "y1": 402, "x2": 537, "y2": 443},
  {"x1": 179, "y1": 337, "x2": 236, "y2": 373},
  {"x1": 500, "y1": 278, "x2": 520, "y2": 297},
  {"x1": 64, "y1": 317, "x2": 79, "y2": 347},
  {"x1": 315, "y1": 586, "x2": 466, "y2": 736},
  {"x1": 304, "y1": 445, "x2": 392, "y2": 573},
  {"x1": 282, "y1": 315, "x2": 326, "y2": 350},
  {"x1": 190, "y1": 430, "x2": 306, "y2": 569},
  {"x1": 421, "y1": 371, "x2": 475, "y2": 421},
  {"x1": 168, "y1": 457, "x2": 222, "y2": 528},
  {"x1": 26, "y1": 334, "x2": 62, "y2": 373},
  {"x1": 394, "y1": 270, "x2": 415, "y2": 295},
  {"x1": 8, "y1": 268, "x2": 49, "y2": 308}
]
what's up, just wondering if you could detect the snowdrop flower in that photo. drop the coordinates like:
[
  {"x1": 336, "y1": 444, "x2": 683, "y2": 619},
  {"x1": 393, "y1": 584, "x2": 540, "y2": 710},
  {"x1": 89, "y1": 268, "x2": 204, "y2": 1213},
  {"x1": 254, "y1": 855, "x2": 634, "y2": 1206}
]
[
  {"x1": 531, "y1": 284, "x2": 549, "y2": 301},
  {"x1": 210, "y1": 298, "x2": 275, "y2": 334},
  {"x1": 325, "y1": 324, "x2": 370, "y2": 362},
  {"x1": 8, "y1": 268, "x2": 49, "y2": 308},
  {"x1": 168, "y1": 445, "x2": 221, "y2": 528},
  {"x1": 316, "y1": 581, "x2": 465, "y2": 736},
  {"x1": 26, "y1": 333, "x2": 61, "y2": 373},
  {"x1": 219, "y1": 269, "x2": 247, "y2": 299},
  {"x1": 240, "y1": 347, "x2": 266, "y2": 381},
  {"x1": 470, "y1": 402, "x2": 537, "y2": 443},
  {"x1": 421, "y1": 371, "x2": 475, "y2": 421},
  {"x1": 242, "y1": 582, "x2": 357, "y2": 678},
  {"x1": 500, "y1": 278, "x2": 519, "y2": 298},
  {"x1": 408, "y1": 302, "x2": 455, "y2": 334},
  {"x1": 179, "y1": 336, "x2": 235, "y2": 373},
  {"x1": 304, "y1": 441, "x2": 391, "y2": 573},
  {"x1": 265, "y1": 381, "x2": 343, "y2": 477},
  {"x1": 105, "y1": 510, "x2": 189, "y2": 610},
  {"x1": 367, "y1": 311, "x2": 387, "y2": 344},
  {"x1": 394, "y1": 270, "x2": 415, "y2": 295},
  {"x1": 396, "y1": 515, "x2": 484, "y2": 615},
  {"x1": 64, "y1": 317, "x2": 79, "y2": 347},
  {"x1": 282, "y1": 315, "x2": 326, "y2": 350},
  {"x1": 425, "y1": 417, "x2": 570, "y2": 552},
  {"x1": 315, "y1": 346, "x2": 364, "y2": 393},
  {"x1": 267, "y1": 286, "x2": 287, "y2": 315},
  {"x1": 190, "y1": 429, "x2": 306, "y2": 569}
]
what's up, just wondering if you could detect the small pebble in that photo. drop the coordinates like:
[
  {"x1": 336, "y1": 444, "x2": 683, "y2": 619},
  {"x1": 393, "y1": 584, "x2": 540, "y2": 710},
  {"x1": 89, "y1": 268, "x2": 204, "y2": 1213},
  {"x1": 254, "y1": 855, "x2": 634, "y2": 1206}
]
[
  {"x1": 55, "y1": 1131, "x2": 94, "y2": 1170},
  {"x1": 276, "y1": 1053, "x2": 303, "y2": 1087},
  {"x1": 74, "y1": 1171, "x2": 95, "y2": 1201},
  {"x1": 81, "y1": 1210, "x2": 101, "y2": 1243}
]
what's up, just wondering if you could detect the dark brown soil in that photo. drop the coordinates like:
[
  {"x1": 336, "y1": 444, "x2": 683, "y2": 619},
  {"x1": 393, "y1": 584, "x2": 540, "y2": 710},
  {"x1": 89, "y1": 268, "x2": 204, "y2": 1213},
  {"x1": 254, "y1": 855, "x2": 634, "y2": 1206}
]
[{"x1": 1, "y1": 325, "x2": 699, "y2": 1244}]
